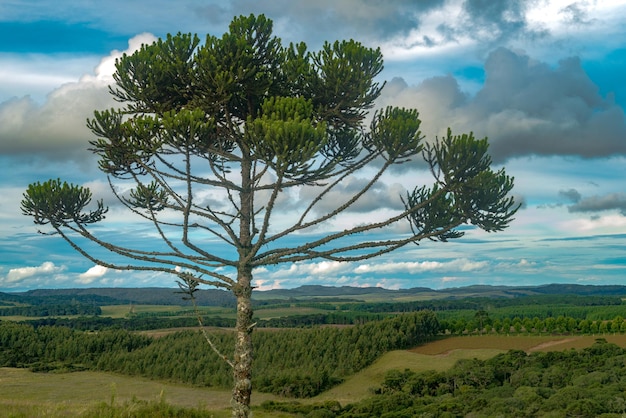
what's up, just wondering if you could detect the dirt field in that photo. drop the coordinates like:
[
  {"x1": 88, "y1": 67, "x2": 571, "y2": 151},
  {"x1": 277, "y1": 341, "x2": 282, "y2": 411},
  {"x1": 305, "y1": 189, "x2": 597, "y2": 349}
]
[{"x1": 410, "y1": 334, "x2": 626, "y2": 355}]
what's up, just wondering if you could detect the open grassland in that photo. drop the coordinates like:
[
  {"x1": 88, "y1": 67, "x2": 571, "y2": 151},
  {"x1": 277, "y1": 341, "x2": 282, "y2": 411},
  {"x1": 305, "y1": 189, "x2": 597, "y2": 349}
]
[
  {"x1": 100, "y1": 304, "x2": 200, "y2": 318},
  {"x1": 4, "y1": 334, "x2": 626, "y2": 416},
  {"x1": 252, "y1": 306, "x2": 331, "y2": 319},
  {"x1": 313, "y1": 345, "x2": 504, "y2": 405},
  {"x1": 99, "y1": 304, "x2": 331, "y2": 320},
  {"x1": 0, "y1": 367, "x2": 285, "y2": 417}
]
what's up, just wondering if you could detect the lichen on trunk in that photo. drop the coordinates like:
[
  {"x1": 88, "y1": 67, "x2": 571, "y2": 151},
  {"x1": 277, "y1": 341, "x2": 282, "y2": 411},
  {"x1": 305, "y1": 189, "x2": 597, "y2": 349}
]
[{"x1": 231, "y1": 269, "x2": 254, "y2": 417}]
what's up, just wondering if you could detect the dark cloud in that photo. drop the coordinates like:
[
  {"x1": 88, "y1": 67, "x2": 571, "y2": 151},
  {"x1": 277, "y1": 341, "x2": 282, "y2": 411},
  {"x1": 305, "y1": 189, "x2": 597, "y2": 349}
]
[
  {"x1": 476, "y1": 48, "x2": 626, "y2": 160},
  {"x1": 0, "y1": 83, "x2": 115, "y2": 162},
  {"x1": 379, "y1": 47, "x2": 626, "y2": 162},
  {"x1": 568, "y1": 193, "x2": 626, "y2": 215},
  {"x1": 461, "y1": 0, "x2": 533, "y2": 43},
  {"x1": 559, "y1": 188, "x2": 581, "y2": 203},
  {"x1": 226, "y1": 0, "x2": 444, "y2": 47}
]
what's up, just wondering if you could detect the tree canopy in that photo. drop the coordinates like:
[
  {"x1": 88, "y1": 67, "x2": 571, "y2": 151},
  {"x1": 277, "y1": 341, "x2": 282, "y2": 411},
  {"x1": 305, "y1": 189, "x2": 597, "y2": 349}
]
[{"x1": 22, "y1": 14, "x2": 519, "y2": 417}]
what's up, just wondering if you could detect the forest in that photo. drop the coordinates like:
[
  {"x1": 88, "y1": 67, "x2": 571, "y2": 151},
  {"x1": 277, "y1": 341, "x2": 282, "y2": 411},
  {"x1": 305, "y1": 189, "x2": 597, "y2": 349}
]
[
  {"x1": 262, "y1": 339, "x2": 626, "y2": 417},
  {"x1": 3, "y1": 285, "x2": 626, "y2": 416}
]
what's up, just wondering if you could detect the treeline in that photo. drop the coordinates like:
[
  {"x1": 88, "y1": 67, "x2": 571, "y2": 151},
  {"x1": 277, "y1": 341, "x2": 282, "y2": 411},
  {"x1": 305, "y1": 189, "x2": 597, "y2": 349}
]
[
  {"x1": 291, "y1": 294, "x2": 623, "y2": 314},
  {"x1": 0, "y1": 304, "x2": 101, "y2": 317},
  {"x1": 0, "y1": 310, "x2": 439, "y2": 397},
  {"x1": 6, "y1": 287, "x2": 235, "y2": 307},
  {"x1": 22, "y1": 315, "x2": 234, "y2": 331},
  {"x1": 263, "y1": 339, "x2": 626, "y2": 417},
  {"x1": 0, "y1": 321, "x2": 152, "y2": 370},
  {"x1": 256, "y1": 311, "x2": 387, "y2": 327},
  {"x1": 19, "y1": 312, "x2": 386, "y2": 332},
  {"x1": 260, "y1": 295, "x2": 626, "y2": 327},
  {"x1": 440, "y1": 314, "x2": 626, "y2": 336}
]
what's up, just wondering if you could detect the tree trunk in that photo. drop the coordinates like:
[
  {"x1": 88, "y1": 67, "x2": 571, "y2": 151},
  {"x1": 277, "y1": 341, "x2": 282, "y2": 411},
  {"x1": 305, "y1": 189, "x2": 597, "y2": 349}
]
[{"x1": 231, "y1": 267, "x2": 254, "y2": 418}]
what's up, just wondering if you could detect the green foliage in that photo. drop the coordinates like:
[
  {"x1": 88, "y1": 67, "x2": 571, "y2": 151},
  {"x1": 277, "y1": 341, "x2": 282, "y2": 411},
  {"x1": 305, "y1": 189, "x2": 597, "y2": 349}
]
[
  {"x1": 406, "y1": 129, "x2": 518, "y2": 241},
  {"x1": 95, "y1": 310, "x2": 438, "y2": 397},
  {"x1": 21, "y1": 179, "x2": 107, "y2": 227},
  {"x1": 110, "y1": 32, "x2": 200, "y2": 114},
  {"x1": 262, "y1": 339, "x2": 626, "y2": 417},
  {"x1": 247, "y1": 97, "x2": 328, "y2": 179},
  {"x1": 0, "y1": 322, "x2": 152, "y2": 369},
  {"x1": 367, "y1": 107, "x2": 423, "y2": 162},
  {"x1": 358, "y1": 338, "x2": 626, "y2": 417}
]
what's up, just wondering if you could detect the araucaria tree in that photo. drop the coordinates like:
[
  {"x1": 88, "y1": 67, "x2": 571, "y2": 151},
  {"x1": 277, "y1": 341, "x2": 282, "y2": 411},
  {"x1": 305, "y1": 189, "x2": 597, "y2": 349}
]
[{"x1": 22, "y1": 14, "x2": 518, "y2": 417}]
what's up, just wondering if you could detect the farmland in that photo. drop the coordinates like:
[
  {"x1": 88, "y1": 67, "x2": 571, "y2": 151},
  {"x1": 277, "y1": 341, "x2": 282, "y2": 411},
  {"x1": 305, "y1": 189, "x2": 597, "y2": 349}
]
[
  {"x1": 3, "y1": 284, "x2": 626, "y2": 416},
  {"x1": 2, "y1": 335, "x2": 626, "y2": 417}
]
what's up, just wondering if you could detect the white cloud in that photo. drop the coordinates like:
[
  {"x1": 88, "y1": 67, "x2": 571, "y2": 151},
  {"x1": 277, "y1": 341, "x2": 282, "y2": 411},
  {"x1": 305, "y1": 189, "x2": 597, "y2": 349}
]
[
  {"x1": 82, "y1": 32, "x2": 158, "y2": 85},
  {"x1": 78, "y1": 265, "x2": 109, "y2": 284},
  {"x1": 564, "y1": 214, "x2": 626, "y2": 233},
  {"x1": 354, "y1": 258, "x2": 488, "y2": 274},
  {"x1": 266, "y1": 261, "x2": 353, "y2": 280},
  {"x1": 0, "y1": 54, "x2": 101, "y2": 103},
  {"x1": 6, "y1": 261, "x2": 65, "y2": 282},
  {"x1": 252, "y1": 278, "x2": 285, "y2": 291}
]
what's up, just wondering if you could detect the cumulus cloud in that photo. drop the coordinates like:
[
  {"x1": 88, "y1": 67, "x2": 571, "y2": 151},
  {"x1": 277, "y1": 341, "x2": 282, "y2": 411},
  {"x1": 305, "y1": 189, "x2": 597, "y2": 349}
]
[
  {"x1": 379, "y1": 47, "x2": 626, "y2": 162},
  {"x1": 78, "y1": 265, "x2": 108, "y2": 284},
  {"x1": 5, "y1": 261, "x2": 65, "y2": 283},
  {"x1": 0, "y1": 33, "x2": 157, "y2": 161},
  {"x1": 264, "y1": 261, "x2": 353, "y2": 280},
  {"x1": 253, "y1": 257, "x2": 490, "y2": 289}
]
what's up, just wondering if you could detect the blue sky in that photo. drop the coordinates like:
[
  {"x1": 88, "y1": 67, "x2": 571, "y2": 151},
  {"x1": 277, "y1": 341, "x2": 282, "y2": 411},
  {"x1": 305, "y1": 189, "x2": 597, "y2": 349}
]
[{"x1": 1, "y1": 0, "x2": 626, "y2": 292}]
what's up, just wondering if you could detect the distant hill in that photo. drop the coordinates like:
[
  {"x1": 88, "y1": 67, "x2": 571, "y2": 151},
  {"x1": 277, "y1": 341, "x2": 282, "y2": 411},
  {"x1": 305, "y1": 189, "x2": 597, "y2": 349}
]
[
  {"x1": 257, "y1": 283, "x2": 626, "y2": 301},
  {"x1": 1, "y1": 287, "x2": 235, "y2": 307},
  {"x1": 2, "y1": 283, "x2": 626, "y2": 306}
]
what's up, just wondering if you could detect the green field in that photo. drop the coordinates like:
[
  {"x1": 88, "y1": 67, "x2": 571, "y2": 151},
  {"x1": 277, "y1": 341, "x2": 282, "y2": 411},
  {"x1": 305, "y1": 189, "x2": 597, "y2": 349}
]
[{"x1": 97, "y1": 304, "x2": 332, "y2": 321}]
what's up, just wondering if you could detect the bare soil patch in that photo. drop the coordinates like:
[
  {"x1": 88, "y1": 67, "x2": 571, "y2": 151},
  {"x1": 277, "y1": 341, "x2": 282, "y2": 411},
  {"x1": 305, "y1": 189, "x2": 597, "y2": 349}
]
[{"x1": 411, "y1": 334, "x2": 626, "y2": 356}]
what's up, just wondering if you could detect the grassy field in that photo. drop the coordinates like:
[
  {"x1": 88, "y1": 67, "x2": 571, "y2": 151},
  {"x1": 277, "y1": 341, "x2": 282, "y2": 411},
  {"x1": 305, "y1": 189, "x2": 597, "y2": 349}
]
[
  {"x1": 97, "y1": 304, "x2": 331, "y2": 320},
  {"x1": 3, "y1": 334, "x2": 626, "y2": 416},
  {"x1": 0, "y1": 367, "x2": 284, "y2": 417}
]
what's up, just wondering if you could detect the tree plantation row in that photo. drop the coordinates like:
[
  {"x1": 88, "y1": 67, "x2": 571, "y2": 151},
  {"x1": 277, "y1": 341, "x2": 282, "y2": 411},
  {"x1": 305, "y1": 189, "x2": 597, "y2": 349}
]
[
  {"x1": 0, "y1": 310, "x2": 438, "y2": 398},
  {"x1": 442, "y1": 314, "x2": 626, "y2": 336}
]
